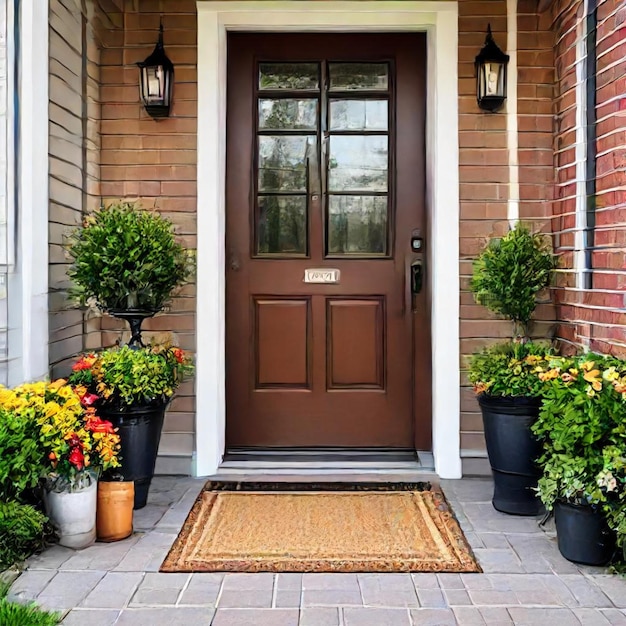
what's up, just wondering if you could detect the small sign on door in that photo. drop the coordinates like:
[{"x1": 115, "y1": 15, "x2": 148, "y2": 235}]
[{"x1": 304, "y1": 268, "x2": 340, "y2": 284}]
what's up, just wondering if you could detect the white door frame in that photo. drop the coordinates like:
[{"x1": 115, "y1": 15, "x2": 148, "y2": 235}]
[{"x1": 194, "y1": 1, "x2": 461, "y2": 479}]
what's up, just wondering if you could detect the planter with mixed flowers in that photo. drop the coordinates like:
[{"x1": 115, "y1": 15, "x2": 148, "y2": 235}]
[
  {"x1": 0, "y1": 380, "x2": 121, "y2": 548},
  {"x1": 468, "y1": 223, "x2": 557, "y2": 515},
  {"x1": 69, "y1": 342, "x2": 193, "y2": 509},
  {"x1": 532, "y1": 354, "x2": 626, "y2": 565}
]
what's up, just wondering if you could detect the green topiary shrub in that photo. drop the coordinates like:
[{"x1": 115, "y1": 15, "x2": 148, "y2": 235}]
[
  {"x1": 66, "y1": 202, "x2": 194, "y2": 312},
  {"x1": 470, "y1": 222, "x2": 557, "y2": 340},
  {"x1": 0, "y1": 501, "x2": 48, "y2": 570}
]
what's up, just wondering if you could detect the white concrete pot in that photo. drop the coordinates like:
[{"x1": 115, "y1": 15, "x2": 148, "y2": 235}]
[{"x1": 44, "y1": 478, "x2": 98, "y2": 549}]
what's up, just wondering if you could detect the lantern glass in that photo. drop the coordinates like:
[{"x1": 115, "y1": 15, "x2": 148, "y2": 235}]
[
  {"x1": 138, "y1": 23, "x2": 174, "y2": 118},
  {"x1": 475, "y1": 25, "x2": 509, "y2": 112}
]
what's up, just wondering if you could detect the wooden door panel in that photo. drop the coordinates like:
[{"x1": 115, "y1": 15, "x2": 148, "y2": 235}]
[
  {"x1": 327, "y1": 298, "x2": 384, "y2": 389},
  {"x1": 226, "y1": 33, "x2": 429, "y2": 449},
  {"x1": 255, "y1": 298, "x2": 310, "y2": 388}
]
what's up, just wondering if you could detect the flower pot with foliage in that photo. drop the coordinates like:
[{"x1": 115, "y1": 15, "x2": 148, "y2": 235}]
[
  {"x1": 469, "y1": 223, "x2": 557, "y2": 515},
  {"x1": 67, "y1": 201, "x2": 193, "y2": 345},
  {"x1": 70, "y1": 343, "x2": 193, "y2": 509},
  {"x1": 0, "y1": 381, "x2": 121, "y2": 549},
  {"x1": 533, "y1": 354, "x2": 626, "y2": 565}
]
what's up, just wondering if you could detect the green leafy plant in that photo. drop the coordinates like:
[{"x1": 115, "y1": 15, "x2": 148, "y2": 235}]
[
  {"x1": 468, "y1": 341, "x2": 555, "y2": 397},
  {"x1": 0, "y1": 501, "x2": 48, "y2": 570},
  {"x1": 69, "y1": 343, "x2": 194, "y2": 410},
  {"x1": 470, "y1": 223, "x2": 557, "y2": 339},
  {"x1": 0, "y1": 581, "x2": 60, "y2": 626},
  {"x1": 66, "y1": 202, "x2": 193, "y2": 312},
  {"x1": 532, "y1": 354, "x2": 626, "y2": 549},
  {"x1": 0, "y1": 407, "x2": 45, "y2": 501}
]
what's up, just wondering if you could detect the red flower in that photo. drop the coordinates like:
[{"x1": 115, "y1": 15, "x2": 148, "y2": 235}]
[
  {"x1": 66, "y1": 433, "x2": 83, "y2": 448},
  {"x1": 72, "y1": 358, "x2": 93, "y2": 372},
  {"x1": 80, "y1": 393, "x2": 99, "y2": 406},
  {"x1": 69, "y1": 447, "x2": 84, "y2": 470},
  {"x1": 172, "y1": 348, "x2": 184, "y2": 364},
  {"x1": 85, "y1": 414, "x2": 115, "y2": 434}
]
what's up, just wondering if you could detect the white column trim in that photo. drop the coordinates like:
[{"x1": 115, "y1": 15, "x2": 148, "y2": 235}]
[
  {"x1": 506, "y1": 0, "x2": 519, "y2": 225},
  {"x1": 8, "y1": 0, "x2": 49, "y2": 386},
  {"x1": 195, "y1": 0, "x2": 461, "y2": 479}
]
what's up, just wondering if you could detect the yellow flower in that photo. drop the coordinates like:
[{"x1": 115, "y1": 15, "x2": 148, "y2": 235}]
[
  {"x1": 581, "y1": 360, "x2": 596, "y2": 372},
  {"x1": 603, "y1": 367, "x2": 619, "y2": 382},
  {"x1": 538, "y1": 369, "x2": 559, "y2": 381},
  {"x1": 583, "y1": 369, "x2": 602, "y2": 391}
]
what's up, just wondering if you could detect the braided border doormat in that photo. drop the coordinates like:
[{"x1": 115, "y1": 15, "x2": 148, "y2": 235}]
[{"x1": 161, "y1": 482, "x2": 480, "y2": 573}]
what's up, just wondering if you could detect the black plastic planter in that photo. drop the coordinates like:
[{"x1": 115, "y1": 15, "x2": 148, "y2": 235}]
[
  {"x1": 478, "y1": 394, "x2": 542, "y2": 516},
  {"x1": 554, "y1": 501, "x2": 616, "y2": 565},
  {"x1": 98, "y1": 403, "x2": 167, "y2": 510}
]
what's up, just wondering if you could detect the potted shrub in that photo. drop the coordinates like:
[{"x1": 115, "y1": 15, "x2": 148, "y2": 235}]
[
  {"x1": 66, "y1": 201, "x2": 193, "y2": 345},
  {"x1": 533, "y1": 354, "x2": 626, "y2": 565},
  {"x1": 0, "y1": 381, "x2": 121, "y2": 549},
  {"x1": 468, "y1": 223, "x2": 557, "y2": 515},
  {"x1": 69, "y1": 343, "x2": 193, "y2": 509}
]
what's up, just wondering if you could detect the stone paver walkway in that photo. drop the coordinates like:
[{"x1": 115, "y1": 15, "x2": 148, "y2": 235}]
[{"x1": 7, "y1": 476, "x2": 626, "y2": 625}]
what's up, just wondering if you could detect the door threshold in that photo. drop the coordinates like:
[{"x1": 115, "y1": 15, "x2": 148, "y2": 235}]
[{"x1": 212, "y1": 449, "x2": 436, "y2": 482}]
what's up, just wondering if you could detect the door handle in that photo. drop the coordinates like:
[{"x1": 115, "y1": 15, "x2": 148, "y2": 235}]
[{"x1": 411, "y1": 260, "x2": 423, "y2": 295}]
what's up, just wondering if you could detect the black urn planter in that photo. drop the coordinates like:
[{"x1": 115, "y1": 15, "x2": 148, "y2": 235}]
[
  {"x1": 478, "y1": 394, "x2": 542, "y2": 516},
  {"x1": 554, "y1": 501, "x2": 616, "y2": 565},
  {"x1": 98, "y1": 403, "x2": 168, "y2": 510}
]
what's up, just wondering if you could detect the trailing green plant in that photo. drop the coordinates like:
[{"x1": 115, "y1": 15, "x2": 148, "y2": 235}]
[
  {"x1": 470, "y1": 223, "x2": 557, "y2": 339},
  {"x1": 0, "y1": 407, "x2": 45, "y2": 501},
  {"x1": 66, "y1": 202, "x2": 194, "y2": 312},
  {"x1": 0, "y1": 501, "x2": 48, "y2": 570},
  {"x1": 0, "y1": 581, "x2": 60, "y2": 626},
  {"x1": 532, "y1": 353, "x2": 626, "y2": 549},
  {"x1": 69, "y1": 342, "x2": 194, "y2": 410},
  {"x1": 468, "y1": 341, "x2": 554, "y2": 397}
]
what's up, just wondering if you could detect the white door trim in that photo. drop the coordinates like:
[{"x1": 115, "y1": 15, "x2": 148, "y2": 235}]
[{"x1": 194, "y1": 1, "x2": 461, "y2": 479}]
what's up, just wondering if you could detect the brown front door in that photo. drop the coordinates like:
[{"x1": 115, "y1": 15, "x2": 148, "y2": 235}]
[{"x1": 225, "y1": 33, "x2": 430, "y2": 449}]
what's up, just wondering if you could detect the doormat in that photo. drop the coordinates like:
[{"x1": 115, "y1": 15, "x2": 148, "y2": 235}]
[{"x1": 161, "y1": 483, "x2": 480, "y2": 573}]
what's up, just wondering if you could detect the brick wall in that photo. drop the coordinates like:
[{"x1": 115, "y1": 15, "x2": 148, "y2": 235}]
[
  {"x1": 458, "y1": 0, "x2": 557, "y2": 474},
  {"x1": 91, "y1": 0, "x2": 564, "y2": 475},
  {"x1": 99, "y1": 0, "x2": 197, "y2": 474},
  {"x1": 552, "y1": 0, "x2": 626, "y2": 356}
]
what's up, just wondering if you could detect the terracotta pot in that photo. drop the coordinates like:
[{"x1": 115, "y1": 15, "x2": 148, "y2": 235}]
[{"x1": 96, "y1": 480, "x2": 134, "y2": 542}]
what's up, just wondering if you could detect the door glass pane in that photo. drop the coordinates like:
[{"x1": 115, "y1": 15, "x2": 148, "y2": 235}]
[
  {"x1": 259, "y1": 63, "x2": 319, "y2": 90},
  {"x1": 258, "y1": 196, "x2": 307, "y2": 254},
  {"x1": 329, "y1": 100, "x2": 388, "y2": 131},
  {"x1": 258, "y1": 136, "x2": 316, "y2": 192},
  {"x1": 328, "y1": 135, "x2": 388, "y2": 192},
  {"x1": 327, "y1": 196, "x2": 388, "y2": 254},
  {"x1": 259, "y1": 99, "x2": 317, "y2": 130},
  {"x1": 329, "y1": 63, "x2": 389, "y2": 91}
]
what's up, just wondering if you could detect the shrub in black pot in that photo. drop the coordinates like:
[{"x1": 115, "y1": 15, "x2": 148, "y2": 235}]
[
  {"x1": 468, "y1": 223, "x2": 557, "y2": 515},
  {"x1": 533, "y1": 353, "x2": 626, "y2": 566}
]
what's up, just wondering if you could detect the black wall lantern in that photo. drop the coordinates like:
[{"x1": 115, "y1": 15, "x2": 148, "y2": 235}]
[
  {"x1": 137, "y1": 21, "x2": 174, "y2": 118},
  {"x1": 475, "y1": 24, "x2": 510, "y2": 112}
]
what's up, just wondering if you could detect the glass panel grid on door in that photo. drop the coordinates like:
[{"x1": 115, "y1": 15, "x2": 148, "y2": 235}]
[{"x1": 254, "y1": 61, "x2": 391, "y2": 258}]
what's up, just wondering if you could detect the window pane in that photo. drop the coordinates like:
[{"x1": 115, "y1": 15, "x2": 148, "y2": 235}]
[
  {"x1": 327, "y1": 196, "x2": 388, "y2": 255},
  {"x1": 258, "y1": 136, "x2": 316, "y2": 192},
  {"x1": 329, "y1": 100, "x2": 388, "y2": 131},
  {"x1": 259, "y1": 99, "x2": 317, "y2": 130},
  {"x1": 328, "y1": 135, "x2": 388, "y2": 192},
  {"x1": 329, "y1": 63, "x2": 388, "y2": 91},
  {"x1": 259, "y1": 63, "x2": 319, "y2": 90},
  {"x1": 258, "y1": 196, "x2": 307, "y2": 254}
]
